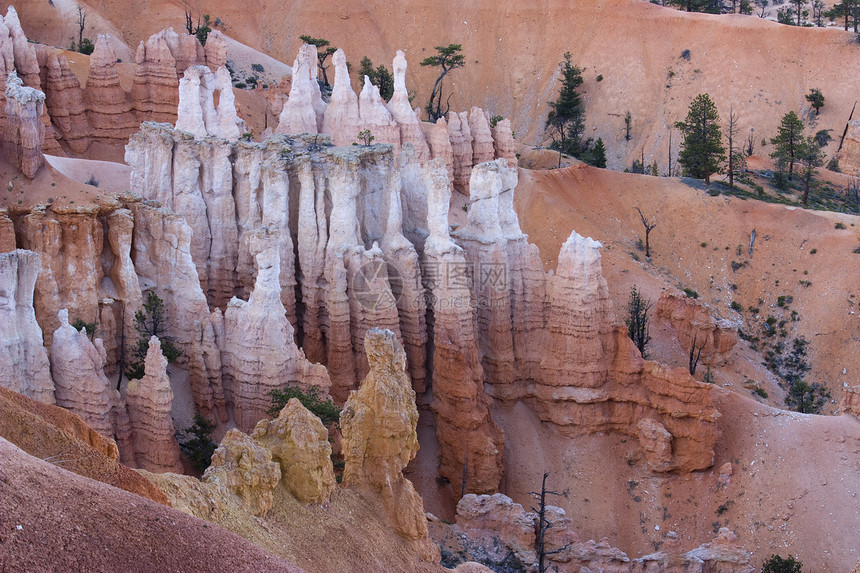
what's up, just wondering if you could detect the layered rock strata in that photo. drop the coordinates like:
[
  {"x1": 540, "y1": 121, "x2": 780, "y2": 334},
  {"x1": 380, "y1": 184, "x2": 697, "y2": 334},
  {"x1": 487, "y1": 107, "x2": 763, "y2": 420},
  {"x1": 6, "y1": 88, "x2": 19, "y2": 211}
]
[
  {"x1": 124, "y1": 336, "x2": 183, "y2": 473},
  {"x1": 0, "y1": 249, "x2": 54, "y2": 403},
  {"x1": 341, "y1": 328, "x2": 438, "y2": 561},
  {"x1": 85, "y1": 35, "x2": 139, "y2": 145}
]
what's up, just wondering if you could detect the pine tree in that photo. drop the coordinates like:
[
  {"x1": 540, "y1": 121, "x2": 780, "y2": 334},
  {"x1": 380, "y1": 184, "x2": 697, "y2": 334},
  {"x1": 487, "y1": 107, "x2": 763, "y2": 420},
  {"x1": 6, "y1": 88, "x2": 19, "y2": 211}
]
[
  {"x1": 675, "y1": 93, "x2": 726, "y2": 183},
  {"x1": 592, "y1": 138, "x2": 607, "y2": 168},
  {"x1": 358, "y1": 56, "x2": 375, "y2": 81},
  {"x1": 545, "y1": 52, "x2": 585, "y2": 167},
  {"x1": 797, "y1": 136, "x2": 824, "y2": 206},
  {"x1": 625, "y1": 286, "x2": 651, "y2": 356},
  {"x1": 805, "y1": 88, "x2": 825, "y2": 115},
  {"x1": 299, "y1": 36, "x2": 338, "y2": 87},
  {"x1": 770, "y1": 111, "x2": 804, "y2": 181},
  {"x1": 420, "y1": 44, "x2": 465, "y2": 121}
]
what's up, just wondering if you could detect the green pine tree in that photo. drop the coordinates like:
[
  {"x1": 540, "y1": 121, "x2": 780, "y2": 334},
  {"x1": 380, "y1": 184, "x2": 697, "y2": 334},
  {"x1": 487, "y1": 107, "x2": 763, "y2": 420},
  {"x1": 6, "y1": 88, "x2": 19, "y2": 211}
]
[
  {"x1": 675, "y1": 93, "x2": 726, "y2": 183},
  {"x1": 545, "y1": 52, "x2": 586, "y2": 167},
  {"x1": 770, "y1": 111, "x2": 805, "y2": 181},
  {"x1": 592, "y1": 138, "x2": 607, "y2": 168}
]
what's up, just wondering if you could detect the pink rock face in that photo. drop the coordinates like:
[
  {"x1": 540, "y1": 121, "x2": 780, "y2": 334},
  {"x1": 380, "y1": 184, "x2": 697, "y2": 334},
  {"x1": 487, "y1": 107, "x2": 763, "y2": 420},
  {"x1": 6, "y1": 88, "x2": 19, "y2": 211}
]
[
  {"x1": 468, "y1": 107, "x2": 494, "y2": 166},
  {"x1": 447, "y1": 111, "x2": 473, "y2": 195},
  {"x1": 358, "y1": 76, "x2": 400, "y2": 147},
  {"x1": 130, "y1": 32, "x2": 180, "y2": 124},
  {"x1": 0, "y1": 249, "x2": 54, "y2": 404},
  {"x1": 455, "y1": 493, "x2": 537, "y2": 567},
  {"x1": 222, "y1": 229, "x2": 330, "y2": 433},
  {"x1": 49, "y1": 309, "x2": 116, "y2": 440},
  {"x1": 2, "y1": 71, "x2": 44, "y2": 178},
  {"x1": 490, "y1": 117, "x2": 517, "y2": 165},
  {"x1": 321, "y1": 48, "x2": 360, "y2": 146},
  {"x1": 657, "y1": 288, "x2": 739, "y2": 366},
  {"x1": 424, "y1": 117, "x2": 454, "y2": 180},
  {"x1": 44, "y1": 51, "x2": 90, "y2": 154},
  {"x1": 0, "y1": 211, "x2": 14, "y2": 252},
  {"x1": 4, "y1": 7, "x2": 39, "y2": 87},
  {"x1": 386, "y1": 50, "x2": 430, "y2": 160},
  {"x1": 124, "y1": 336, "x2": 183, "y2": 473},
  {"x1": 277, "y1": 44, "x2": 320, "y2": 135},
  {"x1": 85, "y1": 35, "x2": 138, "y2": 144}
]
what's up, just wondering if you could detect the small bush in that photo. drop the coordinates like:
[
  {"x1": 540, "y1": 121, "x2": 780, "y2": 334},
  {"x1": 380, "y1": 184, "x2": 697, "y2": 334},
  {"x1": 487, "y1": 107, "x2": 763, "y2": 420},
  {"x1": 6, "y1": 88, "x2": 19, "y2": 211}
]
[
  {"x1": 71, "y1": 38, "x2": 95, "y2": 55},
  {"x1": 703, "y1": 367, "x2": 714, "y2": 384},
  {"x1": 489, "y1": 115, "x2": 504, "y2": 128},
  {"x1": 810, "y1": 248, "x2": 817, "y2": 255},
  {"x1": 269, "y1": 385, "x2": 341, "y2": 427},
  {"x1": 761, "y1": 554, "x2": 803, "y2": 572},
  {"x1": 178, "y1": 413, "x2": 217, "y2": 473},
  {"x1": 754, "y1": 387, "x2": 768, "y2": 398},
  {"x1": 596, "y1": 74, "x2": 604, "y2": 82},
  {"x1": 683, "y1": 288, "x2": 699, "y2": 299},
  {"x1": 251, "y1": 63, "x2": 265, "y2": 73},
  {"x1": 234, "y1": 82, "x2": 246, "y2": 89},
  {"x1": 680, "y1": 49, "x2": 691, "y2": 60},
  {"x1": 730, "y1": 301, "x2": 743, "y2": 312},
  {"x1": 72, "y1": 318, "x2": 97, "y2": 339},
  {"x1": 85, "y1": 174, "x2": 99, "y2": 187},
  {"x1": 835, "y1": 222, "x2": 846, "y2": 229}
]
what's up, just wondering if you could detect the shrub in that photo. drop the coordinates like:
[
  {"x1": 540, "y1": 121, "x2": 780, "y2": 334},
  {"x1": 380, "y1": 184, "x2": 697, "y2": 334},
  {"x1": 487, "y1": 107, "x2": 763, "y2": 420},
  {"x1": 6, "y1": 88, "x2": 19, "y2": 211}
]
[
  {"x1": 71, "y1": 318, "x2": 97, "y2": 339},
  {"x1": 251, "y1": 63, "x2": 265, "y2": 73},
  {"x1": 489, "y1": 115, "x2": 504, "y2": 128},
  {"x1": 683, "y1": 287, "x2": 699, "y2": 299},
  {"x1": 178, "y1": 413, "x2": 217, "y2": 473},
  {"x1": 730, "y1": 301, "x2": 743, "y2": 312},
  {"x1": 810, "y1": 248, "x2": 817, "y2": 255},
  {"x1": 762, "y1": 554, "x2": 803, "y2": 572},
  {"x1": 268, "y1": 385, "x2": 341, "y2": 427},
  {"x1": 71, "y1": 38, "x2": 95, "y2": 55},
  {"x1": 754, "y1": 387, "x2": 768, "y2": 398},
  {"x1": 835, "y1": 222, "x2": 846, "y2": 229},
  {"x1": 85, "y1": 174, "x2": 99, "y2": 187},
  {"x1": 596, "y1": 74, "x2": 603, "y2": 82},
  {"x1": 680, "y1": 49, "x2": 691, "y2": 60}
]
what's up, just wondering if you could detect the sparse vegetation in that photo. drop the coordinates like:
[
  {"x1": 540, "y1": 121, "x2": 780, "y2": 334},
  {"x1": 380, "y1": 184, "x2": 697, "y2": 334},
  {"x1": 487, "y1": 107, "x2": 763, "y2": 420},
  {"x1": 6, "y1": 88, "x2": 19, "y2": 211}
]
[
  {"x1": 546, "y1": 52, "x2": 586, "y2": 167},
  {"x1": 625, "y1": 286, "x2": 652, "y2": 357},
  {"x1": 805, "y1": 88, "x2": 825, "y2": 115},
  {"x1": 72, "y1": 318, "x2": 97, "y2": 340},
  {"x1": 300, "y1": 35, "x2": 338, "y2": 87},
  {"x1": 268, "y1": 385, "x2": 341, "y2": 427},
  {"x1": 683, "y1": 287, "x2": 699, "y2": 299},
  {"x1": 357, "y1": 129, "x2": 375, "y2": 146},
  {"x1": 358, "y1": 56, "x2": 394, "y2": 101}
]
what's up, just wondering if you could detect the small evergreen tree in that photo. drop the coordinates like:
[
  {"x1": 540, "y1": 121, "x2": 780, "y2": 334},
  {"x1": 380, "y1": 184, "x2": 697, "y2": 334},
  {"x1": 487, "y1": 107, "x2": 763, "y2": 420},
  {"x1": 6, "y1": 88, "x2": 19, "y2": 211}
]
[
  {"x1": 592, "y1": 138, "x2": 607, "y2": 168},
  {"x1": 625, "y1": 287, "x2": 651, "y2": 356},
  {"x1": 124, "y1": 291, "x2": 182, "y2": 381},
  {"x1": 805, "y1": 88, "x2": 825, "y2": 115},
  {"x1": 358, "y1": 56, "x2": 375, "y2": 81},
  {"x1": 178, "y1": 413, "x2": 217, "y2": 473},
  {"x1": 545, "y1": 52, "x2": 586, "y2": 167},
  {"x1": 770, "y1": 111, "x2": 805, "y2": 181},
  {"x1": 675, "y1": 93, "x2": 726, "y2": 183},
  {"x1": 420, "y1": 44, "x2": 465, "y2": 121},
  {"x1": 797, "y1": 136, "x2": 824, "y2": 205}
]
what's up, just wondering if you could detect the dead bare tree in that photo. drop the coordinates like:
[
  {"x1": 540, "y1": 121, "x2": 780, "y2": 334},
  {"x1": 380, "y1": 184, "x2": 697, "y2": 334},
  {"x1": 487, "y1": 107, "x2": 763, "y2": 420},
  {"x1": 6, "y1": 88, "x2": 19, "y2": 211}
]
[
  {"x1": 726, "y1": 107, "x2": 739, "y2": 190},
  {"x1": 635, "y1": 207, "x2": 657, "y2": 257},
  {"x1": 530, "y1": 473, "x2": 569, "y2": 573},
  {"x1": 667, "y1": 128, "x2": 673, "y2": 177},
  {"x1": 746, "y1": 128, "x2": 755, "y2": 156},
  {"x1": 688, "y1": 332, "x2": 706, "y2": 375},
  {"x1": 76, "y1": 4, "x2": 87, "y2": 48}
]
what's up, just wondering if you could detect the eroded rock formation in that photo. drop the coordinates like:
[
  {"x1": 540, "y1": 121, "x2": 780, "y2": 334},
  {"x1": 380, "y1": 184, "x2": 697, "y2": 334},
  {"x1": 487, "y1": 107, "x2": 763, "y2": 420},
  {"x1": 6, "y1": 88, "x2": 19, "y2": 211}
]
[
  {"x1": 277, "y1": 44, "x2": 323, "y2": 135},
  {"x1": 2, "y1": 71, "x2": 44, "y2": 177},
  {"x1": 657, "y1": 288, "x2": 739, "y2": 367},
  {"x1": 124, "y1": 336, "x2": 183, "y2": 473},
  {"x1": 321, "y1": 48, "x2": 360, "y2": 146},
  {"x1": 85, "y1": 35, "x2": 139, "y2": 145},
  {"x1": 0, "y1": 249, "x2": 54, "y2": 403},
  {"x1": 341, "y1": 328, "x2": 438, "y2": 561},
  {"x1": 203, "y1": 427, "x2": 281, "y2": 516},
  {"x1": 49, "y1": 308, "x2": 115, "y2": 439},
  {"x1": 222, "y1": 228, "x2": 330, "y2": 433},
  {"x1": 387, "y1": 50, "x2": 430, "y2": 160},
  {"x1": 252, "y1": 397, "x2": 336, "y2": 504}
]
